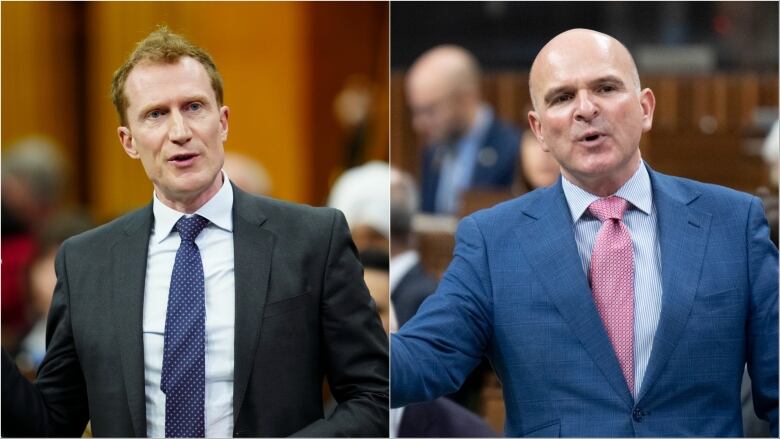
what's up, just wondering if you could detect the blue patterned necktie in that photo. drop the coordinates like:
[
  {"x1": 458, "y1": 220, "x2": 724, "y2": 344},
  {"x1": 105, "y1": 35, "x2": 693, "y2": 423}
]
[{"x1": 161, "y1": 215, "x2": 209, "y2": 438}]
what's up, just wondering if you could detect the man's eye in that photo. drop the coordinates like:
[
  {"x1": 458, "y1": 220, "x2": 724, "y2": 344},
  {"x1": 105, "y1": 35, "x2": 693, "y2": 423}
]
[
  {"x1": 599, "y1": 85, "x2": 616, "y2": 93},
  {"x1": 188, "y1": 102, "x2": 202, "y2": 111},
  {"x1": 146, "y1": 110, "x2": 163, "y2": 119},
  {"x1": 552, "y1": 94, "x2": 572, "y2": 104}
]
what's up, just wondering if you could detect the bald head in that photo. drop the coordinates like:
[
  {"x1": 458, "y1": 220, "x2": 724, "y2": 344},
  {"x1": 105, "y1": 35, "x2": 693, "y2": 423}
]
[
  {"x1": 529, "y1": 29, "x2": 640, "y2": 110},
  {"x1": 406, "y1": 45, "x2": 483, "y2": 144},
  {"x1": 407, "y1": 45, "x2": 481, "y2": 97}
]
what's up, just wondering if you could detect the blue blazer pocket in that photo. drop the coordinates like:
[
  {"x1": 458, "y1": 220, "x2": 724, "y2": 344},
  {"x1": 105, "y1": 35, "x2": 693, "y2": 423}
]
[
  {"x1": 691, "y1": 288, "x2": 743, "y2": 316},
  {"x1": 521, "y1": 420, "x2": 560, "y2": 437},
  {"x1": 263, "y1": 290, "x2": 311, "y2": 318}
]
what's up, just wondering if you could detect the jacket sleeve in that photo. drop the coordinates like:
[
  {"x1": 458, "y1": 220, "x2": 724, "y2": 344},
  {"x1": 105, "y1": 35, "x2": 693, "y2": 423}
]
[
  {"x1": 290, "y1": 210, "x2": 389, "y2": 437},
  {"x1": 391, "y1": 215, "x2": 493, "y2": 408},
  {"x1": 2, "y1": 241, "x2": 90, "y2": 437},
  {"x1": 745, "y1": 195, "x2": 779, "y2": 435}
]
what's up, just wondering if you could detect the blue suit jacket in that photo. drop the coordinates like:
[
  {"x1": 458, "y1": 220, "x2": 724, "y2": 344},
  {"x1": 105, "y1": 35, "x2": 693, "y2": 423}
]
[
  {"x1": 392, "y1": 168, "x2": 778, "y2": 436},
  {"x1": 420, "y1": 116, "x2": 520, "y2": 213}
]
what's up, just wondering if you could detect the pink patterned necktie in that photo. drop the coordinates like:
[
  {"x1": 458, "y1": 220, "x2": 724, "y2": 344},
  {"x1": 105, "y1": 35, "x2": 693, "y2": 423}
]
[{"x1": 588, "y1": 196, "x2": 635, "y2": 396}]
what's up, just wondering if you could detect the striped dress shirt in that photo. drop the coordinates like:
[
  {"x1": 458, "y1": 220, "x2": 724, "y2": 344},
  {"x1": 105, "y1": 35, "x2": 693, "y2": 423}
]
[{"x1": 561, "y1": 161, "x2": 663, "y2": 398}]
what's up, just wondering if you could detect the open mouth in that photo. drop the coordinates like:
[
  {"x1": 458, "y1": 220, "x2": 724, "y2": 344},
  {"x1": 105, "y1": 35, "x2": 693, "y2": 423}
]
[
  {"x1": 168, "y1": 153, "x2": 199, "y2": 167},
  {"x1": 577, "y1": 132, "x2": 605, "y2": 145},
  {"x1": 169, "y1": 153, "x2": 198, "y2": 162}
]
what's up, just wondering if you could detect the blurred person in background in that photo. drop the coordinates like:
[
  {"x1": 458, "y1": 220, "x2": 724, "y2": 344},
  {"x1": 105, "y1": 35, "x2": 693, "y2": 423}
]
[
  {"x1": 390, "y1": 166, "x2": 491, "y2": 416},
  {"x1": 755, "y1": 119, "x2": 778, "y2": 247},
  {"x1": 741, "y1": 118, "x2": 779, "y2": 438},
  {"x1": 15, "y1": 211, "x2": 94, "y2": 375},
  {"x1": 221, "y1": 151, "x2": 273, "y2": 197},
  {"x1": 327, "y1": 160, "x2": 390, "y2": 254},
  {"x1": 406, "y1": 45, "x2": 520, "y2": 215},
  {"x1": 2, "y1": 26, "x2": 388, "y2": 437},
  {"x1": 389, "y1": 167, "x2": 438, "y2": 327},
  {"x1": 513, "y1": 115, "x2": 561, "y2": 195},
  {"x1": 1, "y1": 136, "x2": 70, "y2": 353},
  {"x1": 1, "y1": 137, "x2": 69, "y2": 235},
  {"x1": 392, "y1": 28, "x2": 777, "y2": 436},
  {"x1": 334, "y1": 75, "x2": 379, "y2": 169}
]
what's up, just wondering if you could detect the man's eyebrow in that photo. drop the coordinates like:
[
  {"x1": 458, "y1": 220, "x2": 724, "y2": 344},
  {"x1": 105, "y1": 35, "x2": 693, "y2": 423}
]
[
  {"x1": 588, "y1": 75, "x2": 626, "y2": 88},
  {"x1": 136, "y1": 102, "x2": 163, "y2": 120},
  {"x1": 135, "y1": 94, "x2": 211, "y2": 120},
  {"x1": 182, "y1": 94, "x2": 211, "y2": 105},
  {"x1": 543, "y1": 75, "x2": 627, "y2": 104},
  {"x1": 543, "y1": 85, "x2": 574, "y2": 104}
]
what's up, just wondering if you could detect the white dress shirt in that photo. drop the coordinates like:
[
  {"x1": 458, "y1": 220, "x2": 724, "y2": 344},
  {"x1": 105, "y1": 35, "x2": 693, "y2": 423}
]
[
  {"x1": 143, "y1": 173, "x2": 236, "y2": 437},
  {"x1": 389, "y1": 406, "x2": 405, "y2": 438}
]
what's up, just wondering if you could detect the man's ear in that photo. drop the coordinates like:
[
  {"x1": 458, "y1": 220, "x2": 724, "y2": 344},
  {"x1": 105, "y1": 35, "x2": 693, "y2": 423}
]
[
  {"x1": 118, "y1": 126, "x2": 140, "y2": 159},
  {"x1": 639, "y1": 88, "x2": 656, "y2": 133},
  {"x1": 528, "y1": 110, "x2": 549, "y2": 152},
  {"x1": 219, "y1": 106, "x2": 230, "y2": 142}
]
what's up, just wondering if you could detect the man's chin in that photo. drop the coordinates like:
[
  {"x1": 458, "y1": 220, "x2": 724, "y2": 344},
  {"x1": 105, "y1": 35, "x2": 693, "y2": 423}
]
[{"x1": 158, "y1": 173, "x2": 221, "y2": 202}]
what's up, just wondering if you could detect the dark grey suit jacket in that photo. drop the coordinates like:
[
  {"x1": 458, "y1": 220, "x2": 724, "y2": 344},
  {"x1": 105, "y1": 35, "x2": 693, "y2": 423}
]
[{"x1": 2, "y1": 184, "x2": 389, "y2": 437}]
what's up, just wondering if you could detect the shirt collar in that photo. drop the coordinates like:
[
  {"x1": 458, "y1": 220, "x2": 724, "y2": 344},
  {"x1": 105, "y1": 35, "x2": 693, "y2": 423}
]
[
  {"x1": 561, "y1": 160, "x2": 653, "y2": 222},
  {"x1": 152, "y1": 170, "x2": 234, "y2": 243}
]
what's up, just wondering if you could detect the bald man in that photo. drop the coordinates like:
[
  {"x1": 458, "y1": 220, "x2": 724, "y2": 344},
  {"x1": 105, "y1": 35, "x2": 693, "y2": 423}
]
[
  {"x1": 406, "y1": 45, "x2": 520, "y2": 215},
  {"x1": 392, "y1": 29, "x2": 778, "y2": 436}
]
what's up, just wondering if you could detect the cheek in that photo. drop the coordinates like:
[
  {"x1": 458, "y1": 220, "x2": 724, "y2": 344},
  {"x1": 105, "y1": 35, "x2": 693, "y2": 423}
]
[
  {"x1": 615, "y1": 112, "x2": 645, "y2": 142},
  {"x1": 139, "y1": 145, "x2": 163, "y2": 165},
  {"x1": 615, "y1": 99, "x2": 646, "y2": 132},
  {"x1": 541, "y1": 122, "x2": 569, "y2": 154},
  {"x1": 133, "y1": 141, "x2": 164, "y2": 174},
  {"x1": 540, "y1": 111, "x2": 568, "y2": 136}
]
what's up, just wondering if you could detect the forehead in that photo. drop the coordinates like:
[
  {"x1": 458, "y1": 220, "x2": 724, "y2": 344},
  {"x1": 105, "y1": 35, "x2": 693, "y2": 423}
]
[
  {"x1": 406, "y1": 64, "x2": 450, "y2": 104},
  {"x1": 124, "y1": 56, "x2": 214, "y2": 109},
  {"x1": 534, "y1": 36, "x2": 634, "y2": 90}
]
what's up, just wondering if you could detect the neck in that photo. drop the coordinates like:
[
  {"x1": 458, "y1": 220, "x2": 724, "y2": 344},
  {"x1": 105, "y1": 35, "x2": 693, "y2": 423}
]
[
  {"x1": 565, "y1": 154, "x2": 641, "y2": 197},
  {"x1": 156, "y1": 173, "x2": 224, "y2": 214}
]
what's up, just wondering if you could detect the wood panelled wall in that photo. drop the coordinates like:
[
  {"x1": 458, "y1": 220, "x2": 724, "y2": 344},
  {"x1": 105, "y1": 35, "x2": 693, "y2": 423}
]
[
  {"x1": 2, "y1": 2, "x2": 388, "y2": 222},
  {"x1": 391, "y1": 71, "x2": 778, "y2": 193},
  {"x1": 2, "y1": 3, "x2": 82, "y2": 204}
]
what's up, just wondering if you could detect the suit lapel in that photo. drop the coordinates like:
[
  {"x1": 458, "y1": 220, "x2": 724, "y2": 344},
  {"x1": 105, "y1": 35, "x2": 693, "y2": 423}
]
[
  {"x1": 111, "y1": 205, "x2": 153, "y2": 437},
  {"x1": 231, "y1": 186, "x2": 274, "y2": 423},
  {"x1": 637, "y1": 170, "x2": 711, "y2": 402},
  {"x1": 514, "y1": 183, "x2": 634, "y2": 409}
]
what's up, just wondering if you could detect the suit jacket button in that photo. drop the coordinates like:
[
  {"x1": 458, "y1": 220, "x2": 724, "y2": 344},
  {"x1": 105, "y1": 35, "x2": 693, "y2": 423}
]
[{"x1": 632, "y1": 408, "x2": 644, "y2": 422}]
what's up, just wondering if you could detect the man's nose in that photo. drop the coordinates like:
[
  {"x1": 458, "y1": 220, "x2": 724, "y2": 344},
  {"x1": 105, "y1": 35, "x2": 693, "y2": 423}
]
[
  {"x1": 574, "y1": 91, "x2": 599, "y2": 122},
  {"x1": 168, "y1": 111, "x2": 192, "y2": 145}
]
